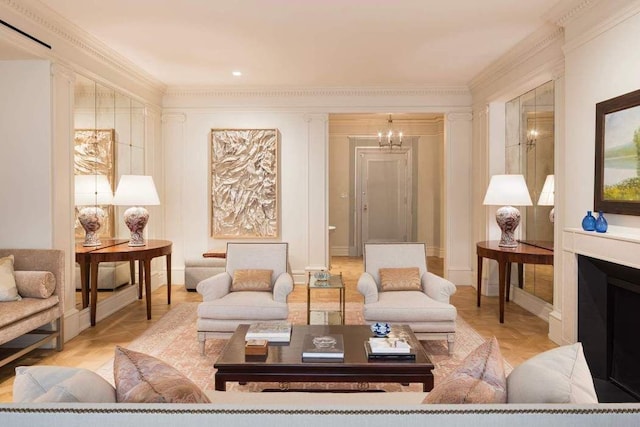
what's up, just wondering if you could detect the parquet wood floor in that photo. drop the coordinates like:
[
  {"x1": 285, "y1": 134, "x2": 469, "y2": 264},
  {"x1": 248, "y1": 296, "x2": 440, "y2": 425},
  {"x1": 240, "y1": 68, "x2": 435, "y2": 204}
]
[{"x1": 0, "y1": 256, "x2": 556, "y2": 402}]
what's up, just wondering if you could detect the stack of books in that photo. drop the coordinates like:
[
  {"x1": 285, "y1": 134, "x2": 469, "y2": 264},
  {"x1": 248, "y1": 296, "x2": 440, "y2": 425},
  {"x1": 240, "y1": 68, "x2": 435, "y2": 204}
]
[
  {"x1": 365, "y1": 337, "x2": 415, "y2": 360},
  {"x1": 244, "y1": 322, "x2": 292, "y2": 343},
  {"x1": 302, "y1": 334, "x2": 344, "y2": 362}
]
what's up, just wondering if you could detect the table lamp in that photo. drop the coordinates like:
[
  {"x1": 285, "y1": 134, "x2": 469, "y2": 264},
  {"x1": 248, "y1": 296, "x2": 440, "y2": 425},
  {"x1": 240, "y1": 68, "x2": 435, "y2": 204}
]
[
  {"x1": 483, "y1": 174, "x2": 533, "y2": 248},
  {"x1": 112, "y1": 175, "x2": 160, "y2": 246},
  {"x1": 75, "y1": 174, "x2": 114, "y2": 247},
  {"x1": 537, "y1": 174, "x2": 555, "y2": 223}
]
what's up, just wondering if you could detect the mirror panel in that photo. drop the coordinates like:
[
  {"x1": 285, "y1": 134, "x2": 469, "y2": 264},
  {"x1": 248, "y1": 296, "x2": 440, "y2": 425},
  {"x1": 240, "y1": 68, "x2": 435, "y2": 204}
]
[
  {"x1": 73, "y1": 74, "x2": 146, "y2": 312},
  {"x1": 505, "y1": 81, "x2": 554, "y2": 304}
]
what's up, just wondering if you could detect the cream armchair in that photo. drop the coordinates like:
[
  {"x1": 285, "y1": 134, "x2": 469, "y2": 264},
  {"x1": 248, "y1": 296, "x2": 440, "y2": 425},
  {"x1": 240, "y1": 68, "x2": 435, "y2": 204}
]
[
  {"x1": 196, "y1": 242, "x2": 293, "y2": 354},
  {"x1": 357, "y1": 242, "x2": 457, "y2": 354}
]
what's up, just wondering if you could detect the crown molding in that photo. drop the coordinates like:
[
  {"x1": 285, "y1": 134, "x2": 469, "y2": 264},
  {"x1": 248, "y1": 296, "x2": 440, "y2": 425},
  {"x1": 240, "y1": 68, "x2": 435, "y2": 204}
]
[
  {"x1": 544, "y1": 0, "x2": 599, "y2": 27},
  {"x1": 163, "y1": 86, "x2": 470, "y2": 99},
  {"x1": 469, "y1": 24, "x2": 564, "y2": 92},
  {"x1": 3, "y1": 0, "x2": 166, "y2": 96}
]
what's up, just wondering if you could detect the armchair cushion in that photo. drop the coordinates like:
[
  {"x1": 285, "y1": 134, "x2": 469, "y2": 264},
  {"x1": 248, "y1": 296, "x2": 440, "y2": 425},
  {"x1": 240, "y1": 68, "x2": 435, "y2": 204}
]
[
  {"x1": 198, "y1": 291, "x2": 288, "y2": 320},
  {"x1": 231, "y1": 269, "x2": 272, "y2": 292},
  {"x1": 0, "y1": 255, "x2": 21, "y2": 302},
  {"x1": 379, "y1": 267, "x2": 421, "y2": 291},
  {"x1": 363, "y1": 291, "x2": 457, "y2": 323}
]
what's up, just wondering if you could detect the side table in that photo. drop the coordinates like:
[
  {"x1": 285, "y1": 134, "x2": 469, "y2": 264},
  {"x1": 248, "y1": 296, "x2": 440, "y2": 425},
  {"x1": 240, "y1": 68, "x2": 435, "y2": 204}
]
[{"x1": 307, "y1": 272, "x2": 345, "y2": 325}]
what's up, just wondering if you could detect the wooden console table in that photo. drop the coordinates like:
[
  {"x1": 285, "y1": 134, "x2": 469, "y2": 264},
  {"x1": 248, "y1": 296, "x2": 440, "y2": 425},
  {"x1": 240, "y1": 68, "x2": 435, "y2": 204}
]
[
  {"x1": 476, "y1": 240, "x2": 553, "y2": 323},
  {"x1": 76, "y1": 239, "x2": 172, "y2": 326}
]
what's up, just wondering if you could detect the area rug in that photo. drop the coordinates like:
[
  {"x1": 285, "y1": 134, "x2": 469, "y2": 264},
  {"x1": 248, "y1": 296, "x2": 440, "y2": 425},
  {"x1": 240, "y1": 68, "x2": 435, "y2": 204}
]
[{"x1": 96, "y1": 302, "x2": 511, "y2": 392}]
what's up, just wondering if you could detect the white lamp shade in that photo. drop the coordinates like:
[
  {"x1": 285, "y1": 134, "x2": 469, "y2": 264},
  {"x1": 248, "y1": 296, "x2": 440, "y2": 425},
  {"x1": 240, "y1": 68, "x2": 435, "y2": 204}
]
[
  {"x1": 112, "y1": 175, "x2": 160, "y2": 206},
  {"x1": 483, "y1": 174, "x2": 533, "y2": 206},
  {"x1": 537, "y1": 174, "x2": 555, "y2": 206},
  {"x1": 74, "y1": 175, "x2": 113, "y2": 206}
]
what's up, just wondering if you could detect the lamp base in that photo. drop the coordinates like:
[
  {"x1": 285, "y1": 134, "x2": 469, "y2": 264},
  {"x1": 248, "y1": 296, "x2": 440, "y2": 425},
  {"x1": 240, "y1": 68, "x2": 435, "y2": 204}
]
[
  {"x1": 78, "y1": 206, "x2": 105, "y2": 247},
  {"x1": 496, "y1": 205, "x2": 521, "y2": 248},
  {"x1": 123, "y1": 206, "x2": 149, "y2": 246}
]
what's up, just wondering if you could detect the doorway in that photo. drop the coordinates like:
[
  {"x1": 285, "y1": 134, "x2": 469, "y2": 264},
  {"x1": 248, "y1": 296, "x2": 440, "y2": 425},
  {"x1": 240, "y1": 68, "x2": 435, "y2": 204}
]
[{"x1": 355, "y1": 147, "x2": 412, "y2": 255}]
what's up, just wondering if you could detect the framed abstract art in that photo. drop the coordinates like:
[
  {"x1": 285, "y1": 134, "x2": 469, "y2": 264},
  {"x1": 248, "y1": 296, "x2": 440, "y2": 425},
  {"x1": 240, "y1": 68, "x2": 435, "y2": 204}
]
[{"x1": 210, "y1": 129, "x2": 279, "y2": 238}]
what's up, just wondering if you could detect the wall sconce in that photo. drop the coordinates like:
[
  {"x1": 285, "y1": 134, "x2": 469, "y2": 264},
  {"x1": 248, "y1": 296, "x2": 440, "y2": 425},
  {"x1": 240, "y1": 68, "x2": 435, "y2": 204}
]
[
  {"x1": 112, "y1": 175, "x2": 160, "y2": 246},
  {"x1": 483, "y1": 174, "x2": 533, "y2": 247},
  {"x1": 537, "y1": 174, "x2": 555, "y2": 222},
  {"x1": 75, "y1": 175, "x2": 113, "y2": 247}
]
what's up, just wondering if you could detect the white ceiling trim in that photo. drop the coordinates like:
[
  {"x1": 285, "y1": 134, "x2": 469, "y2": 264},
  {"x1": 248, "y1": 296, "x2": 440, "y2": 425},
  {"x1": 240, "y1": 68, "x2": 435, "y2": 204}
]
[
  {"x1": 2, "y1": 0, "x2": 166, "y2": 94},
  {"x1": 163, "y1": 86, "x2": 471, "y2": 99},
  {"x1": 469, "y1": 24, "x2": 564, "y2": 91}
]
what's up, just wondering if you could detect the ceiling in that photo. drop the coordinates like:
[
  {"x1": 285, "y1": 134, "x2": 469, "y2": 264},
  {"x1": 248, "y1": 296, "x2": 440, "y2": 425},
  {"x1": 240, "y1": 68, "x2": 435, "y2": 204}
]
[{"x1": 28, "y1": 0, "x2": 562, "y2": 88}]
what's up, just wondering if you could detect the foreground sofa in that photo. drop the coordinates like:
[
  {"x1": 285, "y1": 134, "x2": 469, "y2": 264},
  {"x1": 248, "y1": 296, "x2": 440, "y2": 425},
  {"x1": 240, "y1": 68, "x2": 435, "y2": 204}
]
[{"x1": 1, "y1": 401, "x2": 639, "y2": 426}]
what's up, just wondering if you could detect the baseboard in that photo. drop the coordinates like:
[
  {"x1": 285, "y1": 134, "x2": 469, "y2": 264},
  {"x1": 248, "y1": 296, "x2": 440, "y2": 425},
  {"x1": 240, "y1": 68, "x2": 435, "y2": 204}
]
[
  {"x1": 511, "y1": 287, "x2": 552, "y2": 322},
  {"x1": 446, "y1": 268, "x2": 473, "y2": 286},
  {"x1": 548, "y1": 310, "x2": 564, "y2": 345},
  {"x1": 331, "y1": 246, "x2": 349, "y2": 256}
]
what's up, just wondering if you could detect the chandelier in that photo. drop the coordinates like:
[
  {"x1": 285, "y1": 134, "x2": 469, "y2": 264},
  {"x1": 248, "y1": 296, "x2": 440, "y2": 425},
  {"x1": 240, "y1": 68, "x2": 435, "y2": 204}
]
[{"x1": 378, "y1": 114, "x2": 403, "y2": 148}]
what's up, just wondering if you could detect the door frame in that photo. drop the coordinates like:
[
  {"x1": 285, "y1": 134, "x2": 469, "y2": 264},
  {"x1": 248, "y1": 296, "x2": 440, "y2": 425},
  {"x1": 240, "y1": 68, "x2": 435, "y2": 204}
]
[{"x1": 354, "y1": 146, "x2": 413, "y2": 256}]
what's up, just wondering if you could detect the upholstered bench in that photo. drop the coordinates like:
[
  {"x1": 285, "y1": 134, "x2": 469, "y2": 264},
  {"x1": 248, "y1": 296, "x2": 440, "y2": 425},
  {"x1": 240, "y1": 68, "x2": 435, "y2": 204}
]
[{"x1": 184, "y1": 257, "x2": 225, "y2": 291}]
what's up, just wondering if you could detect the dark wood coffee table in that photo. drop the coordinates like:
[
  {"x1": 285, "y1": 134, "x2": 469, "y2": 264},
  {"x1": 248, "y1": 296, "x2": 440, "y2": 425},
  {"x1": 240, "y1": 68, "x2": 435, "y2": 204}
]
[{"x1": 214, "y1": 324, "x2": 434, "y2": 391}]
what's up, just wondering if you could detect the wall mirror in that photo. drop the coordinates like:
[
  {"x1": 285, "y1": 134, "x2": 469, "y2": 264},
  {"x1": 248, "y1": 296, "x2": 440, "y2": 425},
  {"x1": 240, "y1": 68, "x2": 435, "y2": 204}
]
[
  {"x1": 505, "y1": 80, "x2": 554, "y2": 304},
  {"x1": 73, "y1": 74, "x2": 146, "y2": 311}
]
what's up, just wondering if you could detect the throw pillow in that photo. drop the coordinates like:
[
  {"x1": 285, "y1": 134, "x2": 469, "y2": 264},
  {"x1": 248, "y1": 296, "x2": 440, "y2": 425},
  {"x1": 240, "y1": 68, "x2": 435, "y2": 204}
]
[
  {"x1": 0, "y1": 255, "x2": 21, "y2": 301},
  {"x1": 13, "y1": 366, "x2": 116, "y2": 403},
  {"x1": 230, "y1": 269, "x2": 273, "y2": 292},
  {"x1": 423, "y1": 336, "x2": 506, "y2": 404},
  {"x1": 507, "y1": 342, "x2": 598, "y2": 403},
  {"x1": 113, "y1": 346, "x2": 211, "y2": 403},
  {"x1": 379, "y1": 267, "x2": 421, "y2": 291},
  {"x1": 14, "y1": 271, "x2": 56, "y2": 299}
]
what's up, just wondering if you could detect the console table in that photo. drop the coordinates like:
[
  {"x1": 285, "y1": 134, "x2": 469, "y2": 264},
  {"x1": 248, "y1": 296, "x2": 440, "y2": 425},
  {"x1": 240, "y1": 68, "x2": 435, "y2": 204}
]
[
  {"x1": 476, "y1": 240, "x2": 553, "y2": 323},
  {"x1": 76, "y1": 239, "x2": 172, "y2": 326}
]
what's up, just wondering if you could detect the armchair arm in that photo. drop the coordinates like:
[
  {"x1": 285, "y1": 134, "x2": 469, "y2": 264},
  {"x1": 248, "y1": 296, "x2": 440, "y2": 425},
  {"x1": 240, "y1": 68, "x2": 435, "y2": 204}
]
[
  {"x1": 422, "y1": 272, "x2": 456, "y2": 304},
  {"x1": 196, "y1": 272, "x2": 232, "y2": 301},
  {"x1": 273, "y1": 272, "x2": 294, "y2": 303},
  {"x1": 357, "y1": 272, "x2": 379, "y2": 304}
]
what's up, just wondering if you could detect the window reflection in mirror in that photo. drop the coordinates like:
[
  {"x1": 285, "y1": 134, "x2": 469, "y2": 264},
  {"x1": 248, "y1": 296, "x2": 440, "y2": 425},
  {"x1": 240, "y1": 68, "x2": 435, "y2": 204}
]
[
  {"x1": 505, "y1": 81, "x2": 554, "y2": 304},
  {"x1": 73, "y1": 74, "x2": 146, "y2": 312}
]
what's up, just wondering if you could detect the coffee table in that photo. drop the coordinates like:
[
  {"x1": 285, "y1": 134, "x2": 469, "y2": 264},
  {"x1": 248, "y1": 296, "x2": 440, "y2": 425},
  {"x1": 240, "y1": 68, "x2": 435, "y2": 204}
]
[{"x1": 214, "y1": 324, "x2": 434, "y2": 391}]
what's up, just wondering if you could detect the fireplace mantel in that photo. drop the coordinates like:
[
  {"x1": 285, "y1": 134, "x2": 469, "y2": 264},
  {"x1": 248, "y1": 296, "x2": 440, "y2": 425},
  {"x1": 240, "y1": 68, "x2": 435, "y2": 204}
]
[{"x1": 555, "y1": 225, "x2": 640, "y2": 346}]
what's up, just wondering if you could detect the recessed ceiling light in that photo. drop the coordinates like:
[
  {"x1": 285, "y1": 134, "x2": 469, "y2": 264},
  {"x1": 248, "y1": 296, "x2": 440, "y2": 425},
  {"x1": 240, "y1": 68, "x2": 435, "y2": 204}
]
[{"x1": 232, "y1": 71, "x2": 242, "y2": 77}]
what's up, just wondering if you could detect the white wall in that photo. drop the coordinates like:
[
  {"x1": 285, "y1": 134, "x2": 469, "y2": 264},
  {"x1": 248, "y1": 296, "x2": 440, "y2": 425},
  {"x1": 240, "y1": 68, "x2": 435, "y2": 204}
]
[
  {"x1": 558, "y1": 1, "x2": 640, "y2": 345},
  {"x1": 0, "y1": 60, "x2": 53, "y2": 248},
  {"x1": 163, "y1": 89, "x2": 473, "y2": 285},
  {"x1": 163, "y1": 110, "x2": 324, "y2": 281}
]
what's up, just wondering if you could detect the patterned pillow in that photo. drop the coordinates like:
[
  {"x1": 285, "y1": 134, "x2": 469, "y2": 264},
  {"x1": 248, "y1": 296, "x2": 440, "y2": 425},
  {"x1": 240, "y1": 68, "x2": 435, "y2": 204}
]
[
  {"x1": 423, "y1": 336, "x2": 506, "y2": 404},
  {"x1": 379, "y1": 267, "x2": 421, "y2": 291},
  {"x1": 113, "y1": 346, "x2": 211, "y2": 403},
  {"x1": 0, "y1": 255, "x2": 21, "y2": 302},
  {"x1": 231, "y1": 269, "x2": 273, "y2": 291}
]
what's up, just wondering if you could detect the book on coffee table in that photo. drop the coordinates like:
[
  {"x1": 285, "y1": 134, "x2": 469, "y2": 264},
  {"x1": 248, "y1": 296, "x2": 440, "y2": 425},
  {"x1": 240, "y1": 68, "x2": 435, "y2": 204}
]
[
  {"x1": 364, "y1": 342, "x2": 416, "y2": 361},
  {"x1": 302, "y1": 334, "x2": 344, "y2": 361},
  {"x1": 368, "y1": 337, "x2": 412, "y2": 354},
  {"x1": 245, "y1": 322, "x2": 292, "y2": 343}
]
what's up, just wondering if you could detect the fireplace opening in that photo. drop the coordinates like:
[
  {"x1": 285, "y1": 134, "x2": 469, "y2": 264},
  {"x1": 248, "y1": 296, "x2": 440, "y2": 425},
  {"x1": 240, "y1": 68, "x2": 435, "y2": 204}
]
[{"x1": 578, "y1": 255, "x2": 640, "y2": 403}]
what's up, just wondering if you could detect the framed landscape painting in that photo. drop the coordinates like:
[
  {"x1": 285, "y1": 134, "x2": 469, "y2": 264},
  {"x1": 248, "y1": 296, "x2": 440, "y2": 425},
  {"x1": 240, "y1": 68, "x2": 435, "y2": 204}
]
[
  {"x1": 595, "y1": 89, "x2": 640, "y2": 215},
  {"x1": 210, "y1": 129, "x2": 279, "y2": 238}
]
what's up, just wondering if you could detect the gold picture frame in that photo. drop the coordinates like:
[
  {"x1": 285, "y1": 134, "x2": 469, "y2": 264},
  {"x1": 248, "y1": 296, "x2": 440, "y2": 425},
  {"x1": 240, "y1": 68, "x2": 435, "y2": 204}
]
[
  {"x1": 210, "y1": 129, "x2": 279, "y2": 238},
  {"x1": 74, "y1": 129, "x2": 116, "y2": 239}
]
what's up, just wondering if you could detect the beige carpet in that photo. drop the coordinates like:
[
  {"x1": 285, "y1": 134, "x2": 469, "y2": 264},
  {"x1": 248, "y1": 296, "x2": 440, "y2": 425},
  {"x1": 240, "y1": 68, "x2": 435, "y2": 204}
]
[{"x1": 97, "y1": 302, "x2": 510, "y2": 392}]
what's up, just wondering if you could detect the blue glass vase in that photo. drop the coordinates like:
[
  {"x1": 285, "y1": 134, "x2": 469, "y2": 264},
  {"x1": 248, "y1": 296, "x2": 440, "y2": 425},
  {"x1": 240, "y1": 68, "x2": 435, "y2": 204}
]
[
  {"x1": 595, "y1": 211, "x2": 608, "y2": 233},
  {"x1": 581, "y1": 211, "x2": 596, "y2": 231}
]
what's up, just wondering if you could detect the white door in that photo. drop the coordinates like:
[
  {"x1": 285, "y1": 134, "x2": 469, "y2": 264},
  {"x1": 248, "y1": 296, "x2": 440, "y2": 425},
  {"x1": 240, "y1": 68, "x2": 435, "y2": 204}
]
[{"x1": 356, "y1": 148, "x2": 412, "y2": 254}]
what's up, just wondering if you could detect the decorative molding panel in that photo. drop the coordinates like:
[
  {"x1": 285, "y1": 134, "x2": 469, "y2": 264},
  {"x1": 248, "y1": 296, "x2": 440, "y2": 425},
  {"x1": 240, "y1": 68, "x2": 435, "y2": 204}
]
[
  {"x1": 2, "y1": 0, "x2": 165, "y2": 95},
  {"x1": 469, "y1": 24, "x2": 564, "y2": 91},
  {"x1": 545, "y1": 0, "x2": 599, "y2": 27},
  {"x1": 164, "y1": 86, "x2": 471, "y2": 99}
]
